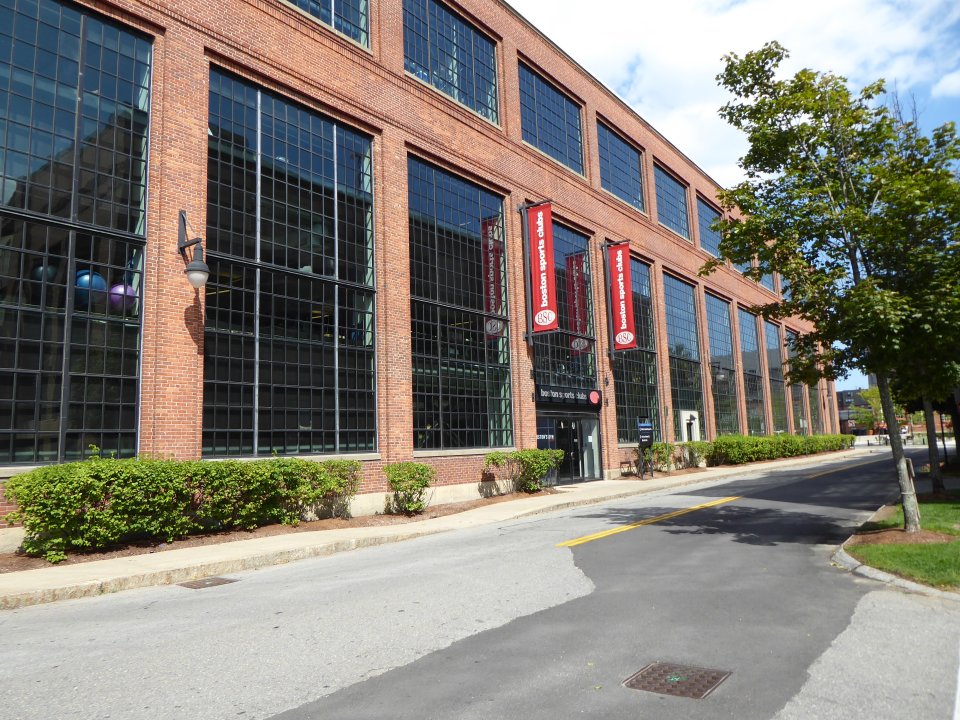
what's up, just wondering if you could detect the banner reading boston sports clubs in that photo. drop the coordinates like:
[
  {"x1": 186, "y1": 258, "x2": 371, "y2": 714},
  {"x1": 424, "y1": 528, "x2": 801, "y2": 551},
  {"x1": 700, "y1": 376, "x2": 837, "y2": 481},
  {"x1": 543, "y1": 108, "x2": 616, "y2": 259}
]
[
  {"x1": 566, "y1": 251, "x2": 589, "y2": 355},
  {"x1": 526, "y1": 203, "x2": 559, "y2": 332},
  {"x1": 481, "y1": 216, "x2": 505, "y2": 338},
  {"x1": 607, "y1": 243, "x2": 637, "y2": 351}
]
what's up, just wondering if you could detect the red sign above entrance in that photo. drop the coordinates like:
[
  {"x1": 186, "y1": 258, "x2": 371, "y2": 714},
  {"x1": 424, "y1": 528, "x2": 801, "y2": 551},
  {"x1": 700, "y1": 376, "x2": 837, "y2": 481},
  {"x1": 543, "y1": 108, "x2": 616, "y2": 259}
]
[
  {"x1": 607, "y1": 242, "x2": 637, "y2": 351},
  {"x1": 527, "y1": 203, "x2": 559, "y2": 332}
]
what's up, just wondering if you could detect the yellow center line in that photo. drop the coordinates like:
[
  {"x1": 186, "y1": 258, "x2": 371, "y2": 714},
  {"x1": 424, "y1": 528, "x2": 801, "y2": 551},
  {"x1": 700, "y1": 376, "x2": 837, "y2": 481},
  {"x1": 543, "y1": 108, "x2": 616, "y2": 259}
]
[
  {"x1": 556, "y1": 496, "x2": 741, "y2": 548},
  {"x1": 557, "y1": 456, "x2": 890, "y2": 548},
  {"x1": 804, "y1": 457, "x2": 888, "y2": 479}
]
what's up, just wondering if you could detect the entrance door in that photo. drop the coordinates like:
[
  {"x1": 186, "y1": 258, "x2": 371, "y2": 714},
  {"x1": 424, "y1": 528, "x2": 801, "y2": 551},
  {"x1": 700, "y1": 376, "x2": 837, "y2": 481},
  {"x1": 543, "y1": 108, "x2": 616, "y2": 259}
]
[
  {"x1": 539, "y1": 415, "x2": 602, "y2": 483},
  {"x1": 555, "y1": 418, "x2": 581, "y2": 483}
]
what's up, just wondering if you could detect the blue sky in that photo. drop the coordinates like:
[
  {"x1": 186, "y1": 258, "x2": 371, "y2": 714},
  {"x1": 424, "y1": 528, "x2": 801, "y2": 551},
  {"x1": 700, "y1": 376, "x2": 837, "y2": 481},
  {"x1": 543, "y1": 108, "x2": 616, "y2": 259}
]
[{"x1": 506, "y1": 0, "x2": 960, "y2": 392}]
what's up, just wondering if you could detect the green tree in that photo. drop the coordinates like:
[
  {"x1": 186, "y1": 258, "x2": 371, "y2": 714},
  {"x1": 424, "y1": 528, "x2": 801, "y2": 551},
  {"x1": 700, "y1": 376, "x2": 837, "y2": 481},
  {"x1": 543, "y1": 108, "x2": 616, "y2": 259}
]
[
  {"x1": 858, "y1": 387, "x2": 885, "y2": 419},
  {"x1": 707, "y1": 42, "x2": 960, "y2": 532},
  {"x1": 849, "y1": 405, "x2": 876, "y2": 432}
]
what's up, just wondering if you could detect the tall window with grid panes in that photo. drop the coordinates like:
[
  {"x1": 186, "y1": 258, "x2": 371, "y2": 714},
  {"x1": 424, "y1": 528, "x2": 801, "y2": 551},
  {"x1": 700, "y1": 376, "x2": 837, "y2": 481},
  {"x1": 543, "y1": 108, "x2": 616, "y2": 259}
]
[
  {"x1": 705, "y1": 294, "x2": 740, "y2": 435},
  {"x1": 808, "y1": 383, "x2": 824, "y2": 434},
  {"x1": 203, "y1": 69, "x2": 376, "y2": 457},
  {"x1": 662, "y1": 276, "x2": 705, "y2": 441},
  {"x1": 402, "y1": 0, "x2": 498, "y2": 123},
  {"x1": 613, "y1": 258, "x2": 660, "y2": 442},
  {"x1": 765, "y1": 321, "x2": 788, "y2": 433},
  {"x1": 786, "y1": 330, "x2": 809, "y2": 434},
  {"x1": 654, "y1": 165, "x2": 690, "y2": 239},
  {"x1": 408, "y1": 157, "x2": 512, "y2": 450},
  {"x1": 532, "y1": 223, "x2": 596, "y2": 390},
  {"x1": 738, "y1": 309, "x2": 766, "y2": 436},
  {"x1": 0, "y1": 1, "x2": 151, "y2": 463},
  {"x1": 597, "y1": 121, "x2": 644, "y2": 211},
  {"x1": 697, "y1": 199, "x2": 722, "y2": 257},
  {"x1": 518, "y1": 63, "x2": 583, "y2": 174}
]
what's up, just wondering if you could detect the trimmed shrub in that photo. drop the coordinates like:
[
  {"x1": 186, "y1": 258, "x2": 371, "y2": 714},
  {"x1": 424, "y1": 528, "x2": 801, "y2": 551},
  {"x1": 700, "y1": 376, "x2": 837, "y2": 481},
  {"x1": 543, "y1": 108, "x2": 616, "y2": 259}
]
[
  {"x1": 676, "y1": 441, "x2": 713, "y2": 469},
  {"x1": 5, "y1": 454, "x2": 362, "y2": 562},
  {"x1": 384, "y1": 462, "x2": 435, "y2": 515},
  {"x1": 483, "y1": 449, "x2": 564, "y2": 493},
  {"x1": 633, "y1": 442, "x2": 675, "y2": 473},
  {"x1": 709, "y1": 434, "x2": 854, "y2": 465}
]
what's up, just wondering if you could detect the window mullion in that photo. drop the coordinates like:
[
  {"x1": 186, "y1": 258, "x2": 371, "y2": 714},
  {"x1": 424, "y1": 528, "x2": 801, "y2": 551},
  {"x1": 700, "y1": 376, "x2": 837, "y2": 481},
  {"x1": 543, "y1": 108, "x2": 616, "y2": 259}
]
[
  {"x1": 332, "y1": 126, "x2": 341, "y2": 452},
  {"x1": 253, "y1": 90, "x2": 263, "y2": 455}
]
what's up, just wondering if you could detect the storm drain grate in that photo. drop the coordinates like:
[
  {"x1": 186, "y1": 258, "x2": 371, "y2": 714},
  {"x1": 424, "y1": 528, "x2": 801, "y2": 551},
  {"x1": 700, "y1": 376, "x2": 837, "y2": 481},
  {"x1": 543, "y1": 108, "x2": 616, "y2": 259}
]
[
  {"x1": 178, "y1": 577, "x2": 238, "y2": 590},
  {"x1": 623, "y1": 662, "x2": 731, "y2": 699}
]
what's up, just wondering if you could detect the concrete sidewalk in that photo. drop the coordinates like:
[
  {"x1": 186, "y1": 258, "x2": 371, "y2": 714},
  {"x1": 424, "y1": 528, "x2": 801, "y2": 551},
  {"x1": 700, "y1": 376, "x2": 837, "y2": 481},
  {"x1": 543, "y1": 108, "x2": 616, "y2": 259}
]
[{"x1": 0, "y1": 447, "x2": 894, "y2": 610}]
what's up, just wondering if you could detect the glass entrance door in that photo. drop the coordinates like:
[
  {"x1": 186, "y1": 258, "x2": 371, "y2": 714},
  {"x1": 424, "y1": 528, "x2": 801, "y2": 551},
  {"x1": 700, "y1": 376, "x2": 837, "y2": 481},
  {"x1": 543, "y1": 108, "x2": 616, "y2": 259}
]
[
  {"x1": 537, "y1": 414, "x2": 602, "y2": 483},
  {"x1": 556, "y1": 418, "x2": 580, "y2": 482}
]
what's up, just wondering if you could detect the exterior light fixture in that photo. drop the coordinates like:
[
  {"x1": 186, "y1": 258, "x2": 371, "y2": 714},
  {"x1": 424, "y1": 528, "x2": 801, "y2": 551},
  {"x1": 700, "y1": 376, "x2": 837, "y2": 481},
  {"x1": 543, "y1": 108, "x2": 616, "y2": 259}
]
[{"x1": 178, "y1": 209, "x2": 210, "y2": 289}]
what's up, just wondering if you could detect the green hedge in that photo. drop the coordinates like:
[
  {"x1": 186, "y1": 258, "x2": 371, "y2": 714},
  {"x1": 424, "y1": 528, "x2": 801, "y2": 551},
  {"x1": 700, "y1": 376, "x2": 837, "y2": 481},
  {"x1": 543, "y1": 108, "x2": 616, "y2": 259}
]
[
  {"x1": 708, "y1": 434, "x2": 855, "y2": 465},
  {"x1": 5, "y1": 454, "x2": 361, "y2": 562},
  {"x1": 633, "y1": 434, "x2": 855, "y2": 472}
]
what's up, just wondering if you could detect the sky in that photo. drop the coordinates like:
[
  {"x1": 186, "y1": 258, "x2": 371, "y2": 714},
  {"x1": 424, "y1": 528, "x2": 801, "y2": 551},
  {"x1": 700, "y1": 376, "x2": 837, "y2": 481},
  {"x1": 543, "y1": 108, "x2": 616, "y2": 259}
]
[{"x1": 505, "y1": 0, "x2": 960, "y2": 391}]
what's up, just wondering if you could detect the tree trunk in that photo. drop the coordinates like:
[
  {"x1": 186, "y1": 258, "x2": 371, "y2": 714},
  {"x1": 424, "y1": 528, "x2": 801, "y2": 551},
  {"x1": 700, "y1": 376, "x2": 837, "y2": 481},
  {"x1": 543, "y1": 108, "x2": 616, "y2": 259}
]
[
  {"x1": 923, "y1": 397, "x2": 945, "y2": 494},
  {"x1": 876, "y1": 372, "x2": 921, "y2": 532},
  {"x1": 952, "y1": 389, "x2": 960, "y2": 468}
]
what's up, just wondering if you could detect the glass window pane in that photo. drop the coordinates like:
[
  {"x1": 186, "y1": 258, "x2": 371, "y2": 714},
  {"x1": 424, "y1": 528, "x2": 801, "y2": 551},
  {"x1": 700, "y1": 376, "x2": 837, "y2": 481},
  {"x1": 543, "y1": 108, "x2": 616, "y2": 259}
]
[
  {"x1": 403, "y1": 0, "x2": 498, "y2": 123},
  {"x1": 408, "y1": 156, "x2": 512, "y2": 450},
  {"x1": 1, "y1": 0, "x2": 151, "y2": 235},
  {"x1": 286, "y1": 0, "x2": 368, "y2": 47},
  {"x1": 786, "y1": 330, "x2": 808, "y2": 434},
  {"x1": 518, "y1": 62, "x2": 583, "y2": 173},
  {"x1": 705, "y1": 293, "x2": 739, "y2": 436},
  {"x1": 738, "y1": 308, "x2": 766, "y2": 435},
  {"x1": 663, "y1": 275, "x2": 704, "y2": 440},
  {"x1": 614, "y1": 258, "x2": 660, "y2": 443},
  {"x1": 654, "y1": 164, "x2": 689, "y2": 239},
  {"x1": 532, "y1": 223, "x2": 596, "y2": 390},
  {"x1": 0, "y1": 0, "x2": 149, "y2": 463},
  {"x1": 598, "y1": 121, "x2": 643, "y2": 211},
  {"x1": 203, "y1": 69, "x2": 376, "y2": 457},
  {"x1": 765, "y1": 321, "x2": 787, "y2": 433},
  {"x1": 697, "y1": 198, "x2": 721, "y2": 257}
]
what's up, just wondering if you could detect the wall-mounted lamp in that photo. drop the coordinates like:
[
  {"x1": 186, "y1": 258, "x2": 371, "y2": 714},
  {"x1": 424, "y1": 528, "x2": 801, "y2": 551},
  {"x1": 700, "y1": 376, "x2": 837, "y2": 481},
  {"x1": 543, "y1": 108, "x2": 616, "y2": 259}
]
[{"x1": 178, "y1": 209, "x2": 210, "y2": 289}]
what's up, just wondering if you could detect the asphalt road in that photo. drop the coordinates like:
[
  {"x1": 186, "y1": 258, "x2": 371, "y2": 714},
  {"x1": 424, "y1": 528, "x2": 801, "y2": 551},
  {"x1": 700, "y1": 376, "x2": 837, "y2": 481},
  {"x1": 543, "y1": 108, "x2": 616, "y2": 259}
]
[{"x1": 2, "y1": 450, "x2": 958, "y2": 720}]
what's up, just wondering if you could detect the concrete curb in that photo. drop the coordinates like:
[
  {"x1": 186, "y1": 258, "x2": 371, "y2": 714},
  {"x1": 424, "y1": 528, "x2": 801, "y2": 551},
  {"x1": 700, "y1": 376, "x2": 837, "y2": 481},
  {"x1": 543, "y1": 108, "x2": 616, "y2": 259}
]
[
  {"x1": 830, "y1": 491, "x2": 960, "y2": 604},
  {"x1": 0, "y1": 529, "x2": 446, "y2": 610},
  {"x1": 0, "y1": 447, "x2": 883, "y2": 610}
]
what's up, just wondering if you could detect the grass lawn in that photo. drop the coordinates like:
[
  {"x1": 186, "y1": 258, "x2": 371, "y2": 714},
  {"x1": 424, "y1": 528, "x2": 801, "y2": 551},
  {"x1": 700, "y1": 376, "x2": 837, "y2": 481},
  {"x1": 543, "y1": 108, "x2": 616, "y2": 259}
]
[
  {"x1": 847, "y1": 491, "x2": 960, "y2": 589},
  {"x1": 849, "y1": 542, "x2": 960, "y2": 588},
  {"x1": 859, "y1": 492, "x2": 960, "y2": 535}
]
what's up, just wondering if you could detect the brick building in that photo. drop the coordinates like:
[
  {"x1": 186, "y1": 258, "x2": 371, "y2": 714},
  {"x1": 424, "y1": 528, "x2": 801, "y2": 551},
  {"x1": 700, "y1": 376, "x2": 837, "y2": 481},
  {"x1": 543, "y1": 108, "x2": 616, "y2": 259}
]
[{"x1": 0, "y1": 0, "x2": 838, "y2": 513}]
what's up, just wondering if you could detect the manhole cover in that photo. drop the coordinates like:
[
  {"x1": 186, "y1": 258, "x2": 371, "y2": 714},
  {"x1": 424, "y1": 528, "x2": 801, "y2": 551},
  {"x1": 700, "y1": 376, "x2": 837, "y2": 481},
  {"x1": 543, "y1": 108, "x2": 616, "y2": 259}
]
[
  {"x1": 623, "y1": 662, "x2": 731, "y2": 699},
  {"x1": 178, "y1": 577, "x2": 238, "y2": 590}
]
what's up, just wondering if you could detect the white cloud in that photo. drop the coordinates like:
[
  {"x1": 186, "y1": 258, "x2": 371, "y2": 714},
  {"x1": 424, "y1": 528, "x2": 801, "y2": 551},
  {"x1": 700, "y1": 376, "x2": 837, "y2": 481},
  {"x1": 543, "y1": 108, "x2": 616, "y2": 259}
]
[
  {"x1": 932, "y1": 69, "x2": 960, "y2": 97},
  {"x1": 505, "y1": 0, "x2": 960, "y2": 187}
]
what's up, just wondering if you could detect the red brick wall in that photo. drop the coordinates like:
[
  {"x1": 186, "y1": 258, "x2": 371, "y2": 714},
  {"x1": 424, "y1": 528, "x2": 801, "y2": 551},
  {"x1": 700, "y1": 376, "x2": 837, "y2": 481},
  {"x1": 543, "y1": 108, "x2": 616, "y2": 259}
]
[{"x1": 43, "y1": 0, "x2": 830, "y2": 497}]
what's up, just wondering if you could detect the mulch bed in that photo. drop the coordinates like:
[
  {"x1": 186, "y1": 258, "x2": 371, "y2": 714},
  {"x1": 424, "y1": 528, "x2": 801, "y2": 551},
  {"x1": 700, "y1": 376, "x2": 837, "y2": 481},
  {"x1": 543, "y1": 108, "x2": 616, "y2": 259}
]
[
  {"x1": 845, "y1": 497, "x2": 960, "y2": 547},
  {"x1": 0, "y1": 488, "x2": 558, "y2": 574}
]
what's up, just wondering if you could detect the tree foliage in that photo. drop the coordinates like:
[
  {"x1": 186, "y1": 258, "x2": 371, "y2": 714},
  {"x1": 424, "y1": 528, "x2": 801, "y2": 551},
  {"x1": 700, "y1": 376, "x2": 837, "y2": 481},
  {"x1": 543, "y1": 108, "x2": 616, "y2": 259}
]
[{"x1": 706, "y1": 41, "x2": 960, "y2": 531}]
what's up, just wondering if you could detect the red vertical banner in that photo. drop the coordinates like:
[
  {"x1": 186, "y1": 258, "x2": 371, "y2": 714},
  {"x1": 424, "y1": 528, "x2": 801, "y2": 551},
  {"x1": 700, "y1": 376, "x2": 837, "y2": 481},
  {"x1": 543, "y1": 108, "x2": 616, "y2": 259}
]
[
  {"x1": 566, "y1": 251, "x2": 588, "y2": 354},
  {"x1": 481, "y1": 216, "x2": 505, "y2": 338},
  {"x1": 527, "y1": 203, "x2": 559, "y2": 332},
  {"x1": 607, "y1": 243, "x2": 637, "y2": 351}
]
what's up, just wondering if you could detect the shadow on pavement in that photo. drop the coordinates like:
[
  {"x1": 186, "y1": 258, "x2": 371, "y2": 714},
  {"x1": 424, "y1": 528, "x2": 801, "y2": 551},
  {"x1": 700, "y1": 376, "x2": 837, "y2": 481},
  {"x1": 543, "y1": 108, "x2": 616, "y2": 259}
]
[{"x1": 570, "y1": 502, "x2": 867, "y2": 547}]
